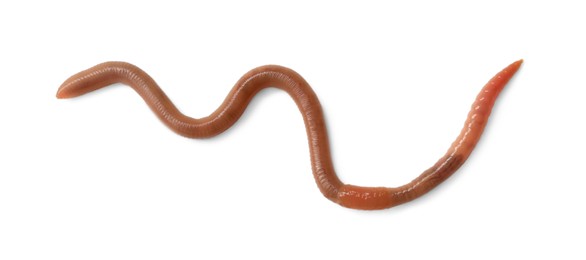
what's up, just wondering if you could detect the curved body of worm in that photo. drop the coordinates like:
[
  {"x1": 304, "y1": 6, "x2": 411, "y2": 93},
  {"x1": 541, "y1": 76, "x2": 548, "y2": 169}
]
[{"x1": 57, "y1": 60, "x2": 522, "y2": 210}]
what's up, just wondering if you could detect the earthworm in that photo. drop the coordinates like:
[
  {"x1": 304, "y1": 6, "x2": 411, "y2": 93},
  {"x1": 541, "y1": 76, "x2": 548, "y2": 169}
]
[{"x1": 56, "y1": 60, "x2": 522, "y2": 210}]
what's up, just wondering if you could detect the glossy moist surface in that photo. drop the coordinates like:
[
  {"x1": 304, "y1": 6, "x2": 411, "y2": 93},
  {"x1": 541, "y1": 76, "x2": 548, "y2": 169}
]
[{"x1": 57, "y1": 60, "x2": 522, "y2": 210}]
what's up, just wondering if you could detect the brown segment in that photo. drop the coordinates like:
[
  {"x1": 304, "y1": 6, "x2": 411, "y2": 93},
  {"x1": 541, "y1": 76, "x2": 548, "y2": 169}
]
[{"x1": 57, "y1": 60, "x2": 522, "y2": 210}]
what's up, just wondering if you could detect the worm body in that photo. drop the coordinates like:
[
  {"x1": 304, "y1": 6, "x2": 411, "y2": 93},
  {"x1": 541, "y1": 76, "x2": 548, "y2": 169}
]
[{"x1": 57, "y1": 60, "x2": 522, "y2": 210}]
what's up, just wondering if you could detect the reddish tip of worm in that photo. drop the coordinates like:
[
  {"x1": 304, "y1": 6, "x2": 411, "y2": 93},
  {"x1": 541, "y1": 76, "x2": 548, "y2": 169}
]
[
  {"x1": 56, "y1": 87, "x2": 68, "y2": 99},
  {"x1": 509, "y1": 59, "x2": 523, "y2": 74},
  {"x1": 513, "y1": 59, "x2": 523, "y2": 69},
  {"x1": 56, "y1": 79, "x2": 84, "y2": 99},
  {"x1": 487, "y1": 59, "x2": 523, "y2": 94},
  {"x1": 501, "y1": 59, "x2": 523, "y2": 76}
]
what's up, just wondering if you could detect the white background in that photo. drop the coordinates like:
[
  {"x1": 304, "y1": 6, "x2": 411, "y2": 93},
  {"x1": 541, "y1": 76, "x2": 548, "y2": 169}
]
[{"x1": 1, "y1": 1, "x2": 585, "y2": 259}]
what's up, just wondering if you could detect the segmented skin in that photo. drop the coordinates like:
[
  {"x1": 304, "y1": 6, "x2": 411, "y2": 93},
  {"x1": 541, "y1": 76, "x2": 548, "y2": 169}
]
[{"x1": 57, "y1": 60, "x2": 522, "y2": 210}]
